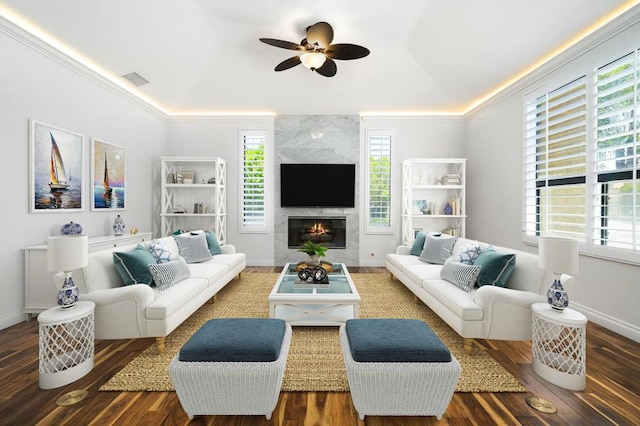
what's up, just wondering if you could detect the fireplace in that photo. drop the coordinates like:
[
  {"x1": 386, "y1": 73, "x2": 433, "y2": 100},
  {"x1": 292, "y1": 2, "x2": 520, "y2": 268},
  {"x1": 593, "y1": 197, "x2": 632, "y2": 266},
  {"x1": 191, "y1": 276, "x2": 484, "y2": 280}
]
[{"x1": 288, "y1": 216, "x2": 346, "y2": 249}]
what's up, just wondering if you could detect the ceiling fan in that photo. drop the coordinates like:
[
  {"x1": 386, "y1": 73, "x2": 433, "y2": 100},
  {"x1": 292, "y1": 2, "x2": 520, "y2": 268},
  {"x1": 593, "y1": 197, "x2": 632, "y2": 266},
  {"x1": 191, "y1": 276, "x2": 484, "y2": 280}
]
[{"x1": 259, "y1": 21, "x2": 370, "y2": 77}]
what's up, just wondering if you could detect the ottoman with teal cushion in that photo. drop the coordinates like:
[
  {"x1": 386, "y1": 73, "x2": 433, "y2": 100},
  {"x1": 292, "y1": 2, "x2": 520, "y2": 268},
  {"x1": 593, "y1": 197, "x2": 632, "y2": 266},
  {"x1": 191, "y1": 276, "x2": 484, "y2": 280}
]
[
  {"x1": 340, "y1": 318, "x2": 461, "y2": 420},
  {"x1": 169, "y1": 318, "x2": 292, "y2": 420}
]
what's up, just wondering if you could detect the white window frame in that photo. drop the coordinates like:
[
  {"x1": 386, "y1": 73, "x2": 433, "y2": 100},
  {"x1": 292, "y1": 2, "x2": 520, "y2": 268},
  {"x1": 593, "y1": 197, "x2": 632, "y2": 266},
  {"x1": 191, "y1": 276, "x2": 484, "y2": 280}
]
[
  {"x1": 523, "y1": 46, "x2": 640, "y2": 265},
  {"x1": 364, "y1": 129, "x2": 395, "y2": 234},
  {"x1": 239, "y1": 129, "x2": 267, "y2": 233}
]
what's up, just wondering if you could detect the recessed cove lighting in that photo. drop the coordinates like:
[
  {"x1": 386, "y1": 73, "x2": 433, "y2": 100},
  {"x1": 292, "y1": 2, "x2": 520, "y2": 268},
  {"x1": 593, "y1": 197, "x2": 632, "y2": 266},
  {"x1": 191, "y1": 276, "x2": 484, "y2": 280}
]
[{"x1": 122, "y1": 72, "x2": 149, "y2": 87}]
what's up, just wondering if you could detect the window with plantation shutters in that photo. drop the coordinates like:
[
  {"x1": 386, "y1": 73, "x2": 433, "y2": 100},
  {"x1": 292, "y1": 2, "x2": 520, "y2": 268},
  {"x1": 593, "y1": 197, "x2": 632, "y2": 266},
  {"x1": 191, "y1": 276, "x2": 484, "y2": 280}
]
[
  {"x1": 593, "y1": 51, "x2": 640, "y2": 252},
  {"x1": 524, "y1": 45, "x2": 640, "y2": 263},
  {"x1": 240, "y1": 130, "x2": 267, "y2": 233},
  {"x1": 524, "y1": 76, "x2": 588, "y2": 241},
  {"x1": 366, "y1": 131, "x2": 393, "y2": 233}
]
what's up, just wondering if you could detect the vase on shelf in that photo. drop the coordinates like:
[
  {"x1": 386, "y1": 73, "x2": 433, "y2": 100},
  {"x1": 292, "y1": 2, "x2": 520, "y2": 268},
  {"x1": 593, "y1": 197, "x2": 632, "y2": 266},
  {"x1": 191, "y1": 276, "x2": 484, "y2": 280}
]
[
  {"x1": 112, "y1": 215, "x2": 125, "y2": 236},
  {"x1": 60, "y1": 221, "x2": 83, "y2": 235}
]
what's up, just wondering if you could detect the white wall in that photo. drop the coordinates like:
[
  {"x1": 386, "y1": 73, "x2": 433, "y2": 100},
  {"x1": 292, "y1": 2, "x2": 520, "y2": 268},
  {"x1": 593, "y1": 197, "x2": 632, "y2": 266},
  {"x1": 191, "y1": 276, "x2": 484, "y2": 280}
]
[
  {"x1": 0, "y1": 28, "x2": 166, "y2": 329},
  {"x1": 465, "y1": 21, "x2": 640, "y2": 342},
  {"x1": 359, "y1": 116, "x2": 466, "y2": 266},
  {"x1": 165, "y1": 117, "x2": 275, "y2": 266}
]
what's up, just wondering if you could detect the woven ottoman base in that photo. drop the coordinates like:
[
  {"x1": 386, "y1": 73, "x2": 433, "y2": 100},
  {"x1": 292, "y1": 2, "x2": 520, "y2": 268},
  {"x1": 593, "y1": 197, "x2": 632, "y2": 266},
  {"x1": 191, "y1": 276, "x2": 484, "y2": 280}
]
[
  {"x1": 340, "y1": 320, "x2": 461, "y2": 420},
  {"x1": 169, "y1": 319, "x2": 292, "y2": 420}
]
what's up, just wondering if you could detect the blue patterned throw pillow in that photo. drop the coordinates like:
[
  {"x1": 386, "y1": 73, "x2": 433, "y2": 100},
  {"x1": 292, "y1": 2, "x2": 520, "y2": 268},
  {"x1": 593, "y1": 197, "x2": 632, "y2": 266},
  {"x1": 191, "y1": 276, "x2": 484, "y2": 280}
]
[
  {"x1": 453, "y1": 241, "x2": 481, "y2": 265},
  {"x1": 148, "y1": 240, "x2": 176, "y2": 263},
  {"x1": 440, "y1": 259, "x2": 481, "y2": 292}
]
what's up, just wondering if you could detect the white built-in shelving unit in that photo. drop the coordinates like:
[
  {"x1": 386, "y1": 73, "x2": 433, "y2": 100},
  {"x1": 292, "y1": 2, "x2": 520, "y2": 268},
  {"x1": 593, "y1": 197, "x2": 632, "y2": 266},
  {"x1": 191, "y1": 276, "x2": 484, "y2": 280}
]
[
  {"x1": 401, "y1": 158, "x2": 466, "y2": 245},
  {"x1": 160, "y1": 157, "x2": 226, "y2": 242}
]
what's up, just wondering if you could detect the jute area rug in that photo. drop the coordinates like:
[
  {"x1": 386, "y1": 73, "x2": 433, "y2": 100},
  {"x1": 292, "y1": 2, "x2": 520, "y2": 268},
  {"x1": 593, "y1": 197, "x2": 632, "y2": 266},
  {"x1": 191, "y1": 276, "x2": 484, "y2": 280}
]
[{"x1": 100, "y1": 272, "x2": 526, "y2": 393}]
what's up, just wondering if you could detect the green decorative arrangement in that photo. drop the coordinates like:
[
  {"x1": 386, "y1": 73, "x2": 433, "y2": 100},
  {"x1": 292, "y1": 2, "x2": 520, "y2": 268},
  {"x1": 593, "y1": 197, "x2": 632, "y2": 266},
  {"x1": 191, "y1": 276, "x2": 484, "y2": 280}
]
[{"x1": 298, "y1": 240, "x2": 328, "y2": 257}]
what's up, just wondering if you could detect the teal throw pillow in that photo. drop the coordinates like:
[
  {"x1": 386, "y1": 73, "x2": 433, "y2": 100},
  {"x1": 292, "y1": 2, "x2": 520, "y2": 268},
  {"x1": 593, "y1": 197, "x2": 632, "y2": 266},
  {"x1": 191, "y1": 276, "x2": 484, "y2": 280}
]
[
  {"x1": 472, "y1": 249, "x2": 516, "y2": 287},
  {"x1": 410, "y1": 232, "x2": 426, "y2": 256},
  {"x1": 113, "y1": 244, "x2": 157, "y2": 286},
  {"x1": 205, "y1": 230, "x2": 222, "y2": 256}
]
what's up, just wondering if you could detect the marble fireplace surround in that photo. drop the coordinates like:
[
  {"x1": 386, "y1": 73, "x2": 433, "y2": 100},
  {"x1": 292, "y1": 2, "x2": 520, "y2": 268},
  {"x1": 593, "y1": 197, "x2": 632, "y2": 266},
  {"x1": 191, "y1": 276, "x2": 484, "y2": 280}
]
[{"x1": 275, "y1": 115, "x2": 360, "y2": 267}]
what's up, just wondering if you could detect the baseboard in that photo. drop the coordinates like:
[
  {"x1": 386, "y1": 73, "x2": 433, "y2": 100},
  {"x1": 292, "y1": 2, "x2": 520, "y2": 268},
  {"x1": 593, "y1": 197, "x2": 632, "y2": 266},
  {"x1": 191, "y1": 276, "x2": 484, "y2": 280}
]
[
  {"x1": 571, "y1": 302, "x2": 640, "y2": 343},
  {"x1": 0, "y1": 310, "x2": 27, "y2": 331},
  {"x1": 358, "y1": 259, "x2": 386, "y2": 267},
  {"x1": 246, "y1": 259, "x2": 275, "y2": 267}
]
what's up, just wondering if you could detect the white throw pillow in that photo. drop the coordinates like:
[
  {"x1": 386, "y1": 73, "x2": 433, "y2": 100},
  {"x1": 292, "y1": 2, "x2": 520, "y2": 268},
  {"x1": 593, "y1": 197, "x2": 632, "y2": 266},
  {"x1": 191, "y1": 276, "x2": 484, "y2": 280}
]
[
  {"x1": 148, "y1": 240, "x2": 176, "y2": 263},
  {"x1": 149, "y1": 257, "x2": 191, "y2": 291},
  {"x1": 419, "y1": 234, "x2": 457, "y2": 265},
  {"x1": 452, "y1": 241, "x2": 481, "y2": 264},
  {"x1": 173, "y1": 232, "x2": 212, "y2": 263},
  {"x1": 440, "y1": 259, "x2": 481, "y2": 292}
]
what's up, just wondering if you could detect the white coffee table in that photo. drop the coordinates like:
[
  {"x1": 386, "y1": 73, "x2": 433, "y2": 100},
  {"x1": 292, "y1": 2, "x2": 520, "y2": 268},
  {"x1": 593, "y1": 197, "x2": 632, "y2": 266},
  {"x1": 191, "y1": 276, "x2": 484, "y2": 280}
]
[{"x1": 268, "y1": 263, "x2": 360, "y2": 326}]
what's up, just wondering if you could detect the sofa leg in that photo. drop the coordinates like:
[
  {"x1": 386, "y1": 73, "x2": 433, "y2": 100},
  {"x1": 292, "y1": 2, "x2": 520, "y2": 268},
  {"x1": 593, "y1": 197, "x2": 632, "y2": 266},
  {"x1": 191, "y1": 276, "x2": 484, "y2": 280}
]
[
  {"x1": 156, "y1": 337, "x2": 165, "y2": 354},
  {"x1": 389, "y1": 272, "x2": 395, "y2": 280},
  {"x1": 464, "y1": 338, "x2": 474, "y2": 354},
  {"x1": 413, "y1": 294, "x2": 418, "y2": 304},
  {"x1": 210, "y1": 294, "x2": 218, "y2": 304}
]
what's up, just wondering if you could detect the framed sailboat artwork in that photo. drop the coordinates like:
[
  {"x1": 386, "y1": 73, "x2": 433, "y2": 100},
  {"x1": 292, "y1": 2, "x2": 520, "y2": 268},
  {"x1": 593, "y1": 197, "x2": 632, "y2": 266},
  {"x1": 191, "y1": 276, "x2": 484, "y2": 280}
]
[
  {"x1": 91, "y1": 139, "x2": 126, "y2": 211},
  {"x1": 29, "y1": 119, "x2": 84, "y2": 212}
]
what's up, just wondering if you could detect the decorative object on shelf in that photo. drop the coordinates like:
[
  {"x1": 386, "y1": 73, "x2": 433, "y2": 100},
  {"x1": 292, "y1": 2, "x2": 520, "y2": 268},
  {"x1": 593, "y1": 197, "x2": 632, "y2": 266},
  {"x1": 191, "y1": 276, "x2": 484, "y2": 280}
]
[
  {"x1": 413, "y1": 199, "x2": 427, "y2": 214},
  {"x1": 444, "y1": 202, "x2": 453, "y2": 215},
  {"x1": 130, "y1": 227, "x2": 139, "y2": 235},
  {"x1": 60, "y1": 221, "x2": 82, "y2": 235},
  {"x1": 298, "y1": 240, "x2": 328, "y2": 266},
  {"x1": 112, "y1": 214, "x2": 125, "y2": 236},
  {"x1": 173, "y1": 205, "x2": 186, "y2": 214},
  {"x1": 47, "y1": 235, "x2": 88, "y2": 309},
  {"x1": 207, "y1": 177, "x2": 216, "y2": 184},
  {"x1": 193, "y1": 203, "x2": 206, "y2": 214},
  {"x1": 297, "y1": 265, "x2": 329, "y2": 284},
  {"x1": 181, "y1": 171, "x2": 194, "y2": 184},
  {"x1": 539, "y1": 236, "x2": 579, "y2": 310}
]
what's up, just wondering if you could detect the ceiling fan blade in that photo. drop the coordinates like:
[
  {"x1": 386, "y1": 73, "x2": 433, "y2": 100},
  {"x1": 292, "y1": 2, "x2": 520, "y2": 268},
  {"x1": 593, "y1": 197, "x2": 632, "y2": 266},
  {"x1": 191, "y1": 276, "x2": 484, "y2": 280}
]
[
  {"x1": 326, "y1": 43, "x2": 370, "y2": 60},
  {"x1": 315, "y1": 58, "x2": 337, "y2": 77},
  {"x1": 306, "y1": 22, "x2": 334, "y2": 48},
  {"x1": 259, "y1": 38, "x2": 304, "y2": 51},
  {"x1": 275, "y1": 56, "x2": 302, "y2": 71}
]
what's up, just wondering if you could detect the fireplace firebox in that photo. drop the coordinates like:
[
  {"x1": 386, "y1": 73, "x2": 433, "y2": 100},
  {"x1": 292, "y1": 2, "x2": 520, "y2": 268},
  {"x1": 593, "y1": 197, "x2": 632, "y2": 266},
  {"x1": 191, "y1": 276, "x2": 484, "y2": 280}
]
[{"x1": 288, "y1": 216, "x2": 346, "y2": 249}]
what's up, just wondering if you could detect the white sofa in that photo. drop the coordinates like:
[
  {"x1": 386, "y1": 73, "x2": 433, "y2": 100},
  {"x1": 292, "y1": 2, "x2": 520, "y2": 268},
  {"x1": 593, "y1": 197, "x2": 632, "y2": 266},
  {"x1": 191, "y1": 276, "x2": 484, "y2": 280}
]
[
  {"x1": 386, "y1": 236, "x2": 574, "y2": 352},
  {"x1": 73, "y1": 233, "x2": 246, "y2": 353}
]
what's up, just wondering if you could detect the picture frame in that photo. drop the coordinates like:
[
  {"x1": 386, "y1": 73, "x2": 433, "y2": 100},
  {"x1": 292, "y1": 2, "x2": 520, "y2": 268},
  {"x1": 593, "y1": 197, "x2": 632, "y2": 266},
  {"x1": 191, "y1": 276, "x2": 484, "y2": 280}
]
[
  {"x1": 91, "y1": 138, "x2": 126, "y2": 210},
  {"x1": 29, "y1": 119, "x2": 84, "y2": 212},
  {"x1": 413, "y1": 199, "x2": 427, "y2": 214}
]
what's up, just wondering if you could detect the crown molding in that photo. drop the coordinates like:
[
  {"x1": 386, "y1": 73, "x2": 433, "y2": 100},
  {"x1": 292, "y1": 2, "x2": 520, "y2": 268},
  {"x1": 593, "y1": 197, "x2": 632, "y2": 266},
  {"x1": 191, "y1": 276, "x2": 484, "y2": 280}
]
[
  {"x1": 360, "y1": 114, "x2": 464, "y2": 123},
  {"x1": 0, "y1": 14, "x2": 169, "y2": 121},
  {"x1": 465, "y1": 4, "x2": 640, "y2": 120},
  {"x1": 168, "y1": 114, "x2": 276, "y2": 123}
]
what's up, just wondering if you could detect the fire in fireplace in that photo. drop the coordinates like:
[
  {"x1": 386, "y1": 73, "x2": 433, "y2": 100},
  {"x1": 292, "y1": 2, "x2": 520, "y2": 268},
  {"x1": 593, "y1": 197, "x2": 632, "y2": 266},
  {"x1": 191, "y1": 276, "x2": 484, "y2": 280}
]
[{"x1": 288, "y1": 216, "x2": 346, "y2": 249}]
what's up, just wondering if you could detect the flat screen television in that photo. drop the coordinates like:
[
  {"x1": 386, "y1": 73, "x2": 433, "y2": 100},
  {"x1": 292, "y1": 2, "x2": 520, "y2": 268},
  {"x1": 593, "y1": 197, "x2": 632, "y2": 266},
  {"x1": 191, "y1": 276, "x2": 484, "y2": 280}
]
[{"x1": 280, "y1": 163, "x2": 355, "y2": 207}]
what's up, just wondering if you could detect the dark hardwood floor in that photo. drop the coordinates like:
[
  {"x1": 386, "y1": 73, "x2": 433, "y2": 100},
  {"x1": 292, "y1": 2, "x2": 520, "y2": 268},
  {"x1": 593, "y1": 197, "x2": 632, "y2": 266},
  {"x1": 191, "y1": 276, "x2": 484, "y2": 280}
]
[{"x1": 2, "y1": 267, "x2": 639, "y2": 425}]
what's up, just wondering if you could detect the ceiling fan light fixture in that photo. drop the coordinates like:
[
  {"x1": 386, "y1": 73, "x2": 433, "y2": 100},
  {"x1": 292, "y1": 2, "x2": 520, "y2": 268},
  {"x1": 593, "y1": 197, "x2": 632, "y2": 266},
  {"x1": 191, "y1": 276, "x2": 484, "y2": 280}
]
[{"x1": 300, "y1": 52, "x2": 326, "y2": 70}]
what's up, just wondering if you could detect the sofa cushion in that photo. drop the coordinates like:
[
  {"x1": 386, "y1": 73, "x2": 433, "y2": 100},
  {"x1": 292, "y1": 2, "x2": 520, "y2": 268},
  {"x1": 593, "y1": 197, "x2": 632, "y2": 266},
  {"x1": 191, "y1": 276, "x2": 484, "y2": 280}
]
[
  {"x1": 410, "y1": 232, "x2": 426, "y2": 256},
  {"x1": 179, "y1": 318, "x2": 286, "y2": 362},
  {"x1": 440, "y1": 259, "x2": 481, "y2": 292},
  {"x1": 419, "y1": 234, "x2": 457, "y2": 265},
  {"x1": 345, "y1": 319, "x2": 451, "y2": 362},
  {"x1": 174, "y1": 232, "x2": 212, "y2": 263},
  {"x1": 205, "y1": 253, "x2": 246, "y2": 271},
  {"x1": 186, "y1": 262, "x2": 229, "y2": 284},
  {"x1": 403, "y1": 263, "x2": 445, "y2": 283},
  {"x1": 473, "y1": 249, "x2": 516, "y2": 287},
  {"x1": 205, "y1": 230, "x2": 222, "y2": 256},
  {"x1": 113, "y1": 244, "x2": 157, "y2": 286},
  {"x1": 149, "y1": 257, "x2": 191, "y2": 291},
  {"x1": 421, "y1": 279, "x2": 484, "y2": 321},
  {"x1": 386, "y1": 253, "x2": 425, "y2": 273},
  {"x1": 146, "y1": 277, "x2": 209, "y2": 320}
]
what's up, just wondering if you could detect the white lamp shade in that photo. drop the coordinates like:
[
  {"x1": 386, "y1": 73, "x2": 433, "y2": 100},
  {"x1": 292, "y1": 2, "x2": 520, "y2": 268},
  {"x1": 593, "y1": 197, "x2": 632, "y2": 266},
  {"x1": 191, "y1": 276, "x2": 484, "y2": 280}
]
[
  {"x1": 300, "y1": 52, "x2": 327, "y2": 69},
  {"x1": 47, "y1": 235, "x2": 89, "y2": 272},
  {"x1": 539, "y1": 236, "x2": 578, "y2": 275}
]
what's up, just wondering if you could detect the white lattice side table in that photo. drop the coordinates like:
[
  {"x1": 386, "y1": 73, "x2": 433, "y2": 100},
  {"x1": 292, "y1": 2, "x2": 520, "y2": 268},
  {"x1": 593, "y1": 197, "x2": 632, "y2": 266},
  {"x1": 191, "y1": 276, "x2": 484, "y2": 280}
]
[
  {"x1": 531, "y1": 303, "x2": 587, "y2": 391},
  {"x1": 38, "y1": 301, "x2": 95, "y2": 389}
]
